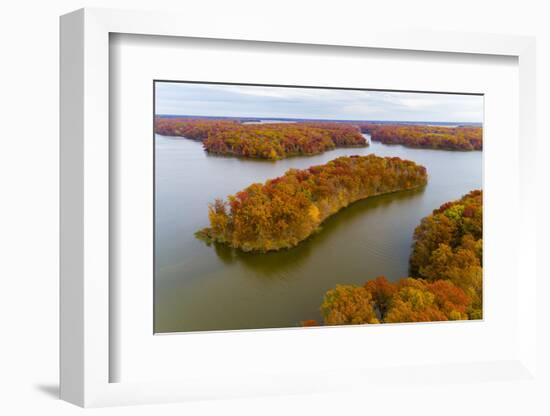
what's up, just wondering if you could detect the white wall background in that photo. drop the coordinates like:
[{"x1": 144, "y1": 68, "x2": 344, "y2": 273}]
[{"x1": 0, "y1": 1, "x2": 548, "y2": 415}]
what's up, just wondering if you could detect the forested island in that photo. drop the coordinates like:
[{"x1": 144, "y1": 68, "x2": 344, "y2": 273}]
[
  {"x1": 302, "y1": 190, "x2": 483, "y2": 326},
  {"x1": 155, "y1": 118, "x2": 483, "y2": 155},
  {"x1": 196, "y1": 155, "x2": 428, "y2": 252},
  {"x1": 359, "y1": 124, "x2": 483, "y2": 150},
  {"x1": 155, "y1": 118, "x2": 367, "y2": 160}
]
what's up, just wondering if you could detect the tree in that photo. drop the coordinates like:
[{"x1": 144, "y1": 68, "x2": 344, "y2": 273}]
[
  {"x1": 321, "y1": 285, "x2": 379, "y2": 325},
  {"x1": 383, "y1": 278, "x2": 469, "y2": 323},
  {"x1": 364, "y1": 276, "x2": 397, "y2": 318}
]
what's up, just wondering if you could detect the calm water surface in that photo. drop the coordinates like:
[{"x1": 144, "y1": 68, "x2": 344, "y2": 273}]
[{"x1": 155, "y1": 133, "x2": 482, "y2": 332}]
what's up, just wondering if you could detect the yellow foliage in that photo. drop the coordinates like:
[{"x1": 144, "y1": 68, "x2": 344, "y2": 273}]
[
  {"x1": 321, "y1": 285, "x2": 379, "y2": 325},
  {"x1": 198, "y1": 155, "x2": 427, "y2": 252},
  {"x1": 307, "y1": 204, "x2": 320, "y2": 223}
]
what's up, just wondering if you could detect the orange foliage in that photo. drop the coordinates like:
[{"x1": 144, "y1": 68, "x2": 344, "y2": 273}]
[
  {"x1": 410, "y1": 190, "x2": 483, "y2": 318},
  {"x1": 197, "y1": 155, "x2": 427, "y2": 252},
  {"x1": 320, "y1": 276, "x2": 470, "y2": 325},
  {"x1": 321, "y1": 285, "x2": 379, "y2": 325},
  {"x1": 300, "y1": 319, "x2": 319, "y2": 327},
  {"x1": 364, "y1": 276, "x2": 397, "y2": 317},
  {"x1": 155, "y1": 118, "x2": 237, "y2": 140},
  {"x1": 360, "y1": 124, "x2": 482, "y2": 150},
  {"x1": 383, "y1": 278, "x2": 469, "y2": 323},
  {"x1": 155, "y1": 118, "x2": 367, "y2": 159},
  {"x1": 312, "y1": 190, "x2": 482, "y2": 326}
]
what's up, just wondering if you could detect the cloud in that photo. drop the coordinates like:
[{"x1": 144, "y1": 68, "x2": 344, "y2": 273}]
[{"x1": 155, "y1": 82, "x2": 483, "y2": 123}]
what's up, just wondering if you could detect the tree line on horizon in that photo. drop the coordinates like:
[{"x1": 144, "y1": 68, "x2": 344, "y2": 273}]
[
  {"x1": 359, "y1": 123, "x2": 482, "y2": 150},
  {"x1": 155, "y1": 118, "x2": 483, "y2": 153}
]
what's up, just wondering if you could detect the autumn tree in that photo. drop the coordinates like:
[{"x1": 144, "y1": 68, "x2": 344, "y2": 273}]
[
  {"x1": 317, "y1": 277, "x2": 470, "y2": 326},
  {"x1": 321, "y1": 285, "x2": 379, "y2": 325},
  {"x1": 364, "y1": 276, "x2": 397, "y2": 318},
  {"x1": 384, "y1": 278, "x2": 469, "y2": 323}
]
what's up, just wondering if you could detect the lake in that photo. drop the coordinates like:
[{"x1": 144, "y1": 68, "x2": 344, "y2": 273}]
[{"x1": 154, "y1": 133, "x2": 482, "y2": 332}]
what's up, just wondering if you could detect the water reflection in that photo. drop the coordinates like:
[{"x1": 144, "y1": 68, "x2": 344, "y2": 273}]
[
  {"x1": 210, "y1": 236, "x2": 314, "y2": 279},
  {"x1": 209, "y1": 186, "x2": 426, "y2": 278}
]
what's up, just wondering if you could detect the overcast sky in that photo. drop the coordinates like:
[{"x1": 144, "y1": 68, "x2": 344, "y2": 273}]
[{"x1": 155, "y1": 82, "x2": 484, "y2": 123}]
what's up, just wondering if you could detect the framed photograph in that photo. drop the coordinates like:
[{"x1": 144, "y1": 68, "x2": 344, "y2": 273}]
[
  {"x1": 60, "y1": 8, "x2": 538, "y2": 407},
  {"x1": 153, "y1": 81, "x2": 483, "y2": 334}
]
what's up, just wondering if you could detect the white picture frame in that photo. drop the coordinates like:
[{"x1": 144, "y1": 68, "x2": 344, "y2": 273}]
[{"x1": 60, "y1": 7, "x2": 538, "y2": 408}]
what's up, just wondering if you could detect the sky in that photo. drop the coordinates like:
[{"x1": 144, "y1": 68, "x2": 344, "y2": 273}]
[{"x1": 155, "y1": 82, "x2": 484, "y2": 123}]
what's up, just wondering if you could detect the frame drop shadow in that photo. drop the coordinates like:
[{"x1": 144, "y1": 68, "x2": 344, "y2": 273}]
[{"x1": 34, "y1": 383, "x2": 59, "y2": 399}]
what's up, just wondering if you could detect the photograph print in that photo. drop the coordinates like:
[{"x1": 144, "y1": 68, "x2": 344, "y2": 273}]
[{"x1": 154, "y1": 81, "x2": 483, "y2": 333}]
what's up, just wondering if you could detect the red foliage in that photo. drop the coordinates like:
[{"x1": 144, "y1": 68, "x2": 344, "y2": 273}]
[
  {"x1": 155, "y1": 118, "x2": 367, "y2": 159},
  {"x1": 359, "y1": 123, "x2": 482, "y2": 150},
  {"x1": 198, "y1": 155, "x2": 427, "y2": 252}
]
